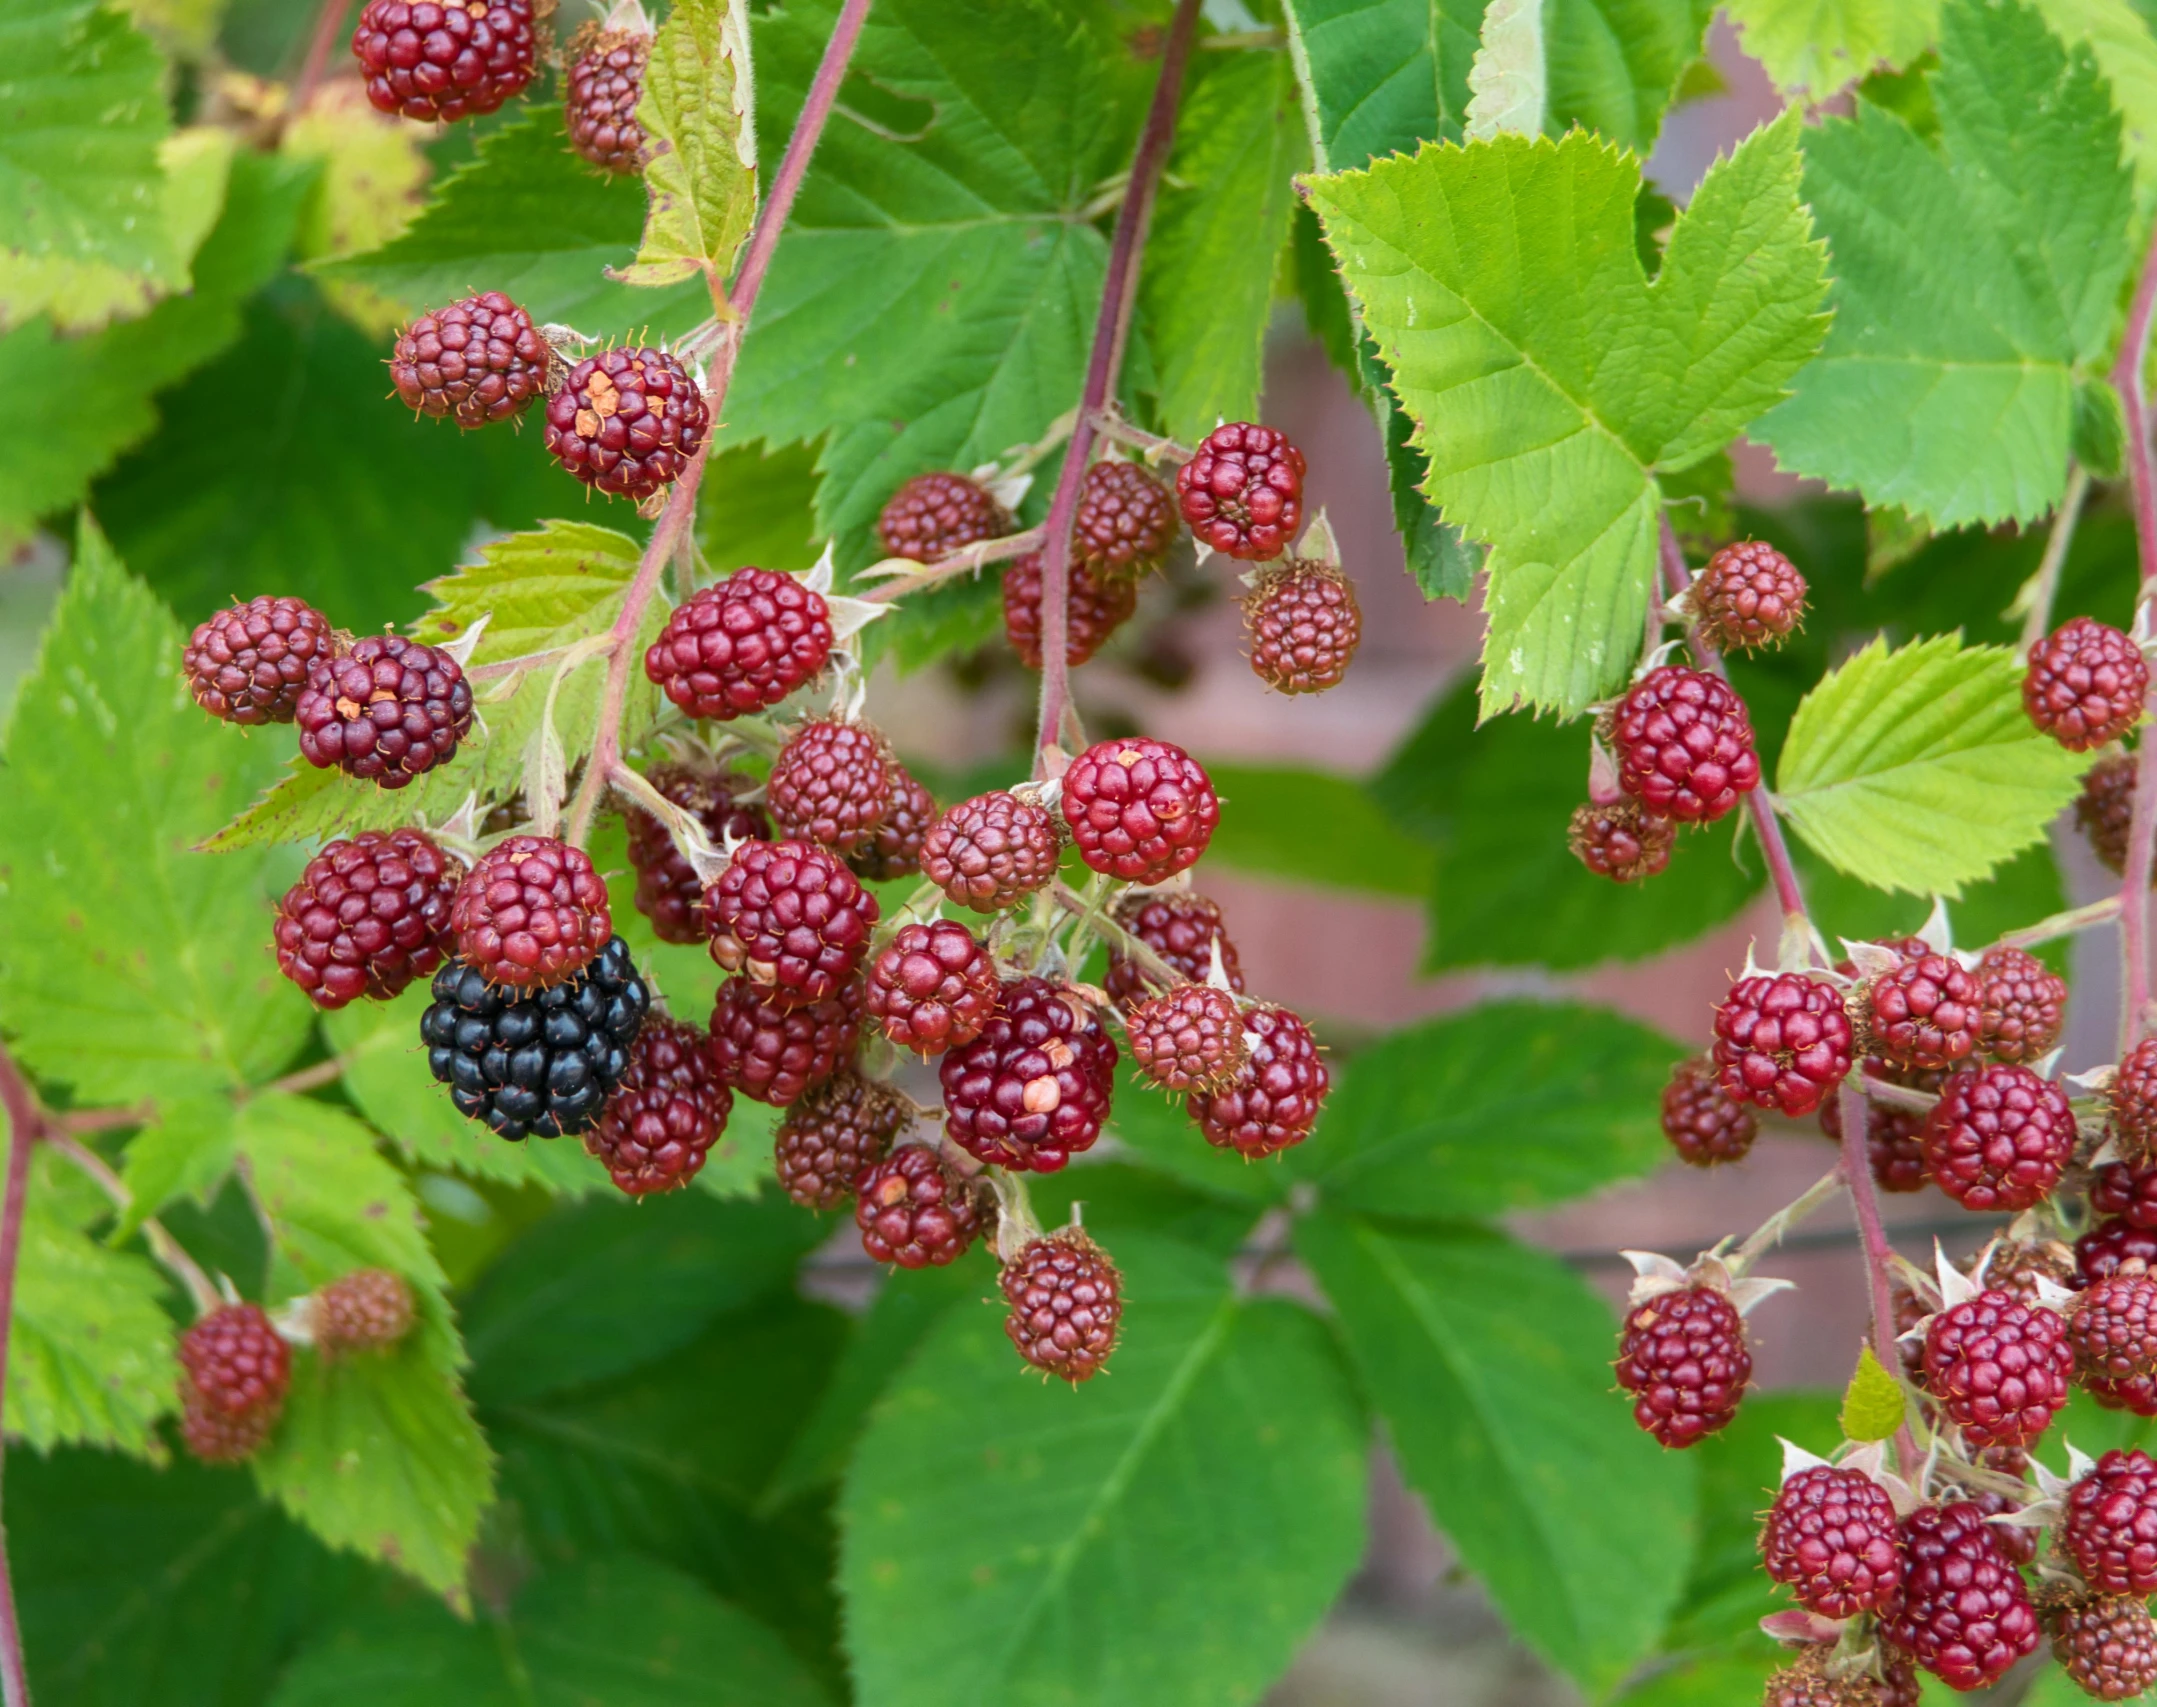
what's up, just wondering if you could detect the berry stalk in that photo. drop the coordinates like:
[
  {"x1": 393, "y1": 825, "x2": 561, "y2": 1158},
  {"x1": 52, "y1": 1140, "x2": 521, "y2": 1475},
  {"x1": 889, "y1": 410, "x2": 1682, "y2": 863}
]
[
  {"x1": 1834, "y1": 1075, "x2": 1919, "y2": 1474},
  {"x1": 1995, "y1": 892, "x2": 2123, "y2": 951},
  {"x1": 2015, "y1": 462, "x2": 2090, "y2": 651},
  {"x1": 45, "y1": 1135, "x2": 221, "y2": 1315},
  {"x1": 288, "y1": 0, "x2": 355, "y2": 120},
  {"x1": 1658, "y1": 521, "x2": 1809, "y2": 928},
  {"x1": 0, "y1": 1046, "x2": 39, "y2": 1707},
  {"x1": 1030, "y1": 0, "x2": 1205, "y2": 772},
  {"x1": 2111, "y1": 221, "x2": 2157, "y2": 1048}
]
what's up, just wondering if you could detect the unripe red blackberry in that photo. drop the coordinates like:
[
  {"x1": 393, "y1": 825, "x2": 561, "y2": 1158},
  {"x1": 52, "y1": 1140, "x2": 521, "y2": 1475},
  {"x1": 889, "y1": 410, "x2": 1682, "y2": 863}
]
[
  {"x1": 564, "y1": 25, "x2": 650, "y2": 174},
  {"x1": 2025, "y1": 616, "x2": 2149, "y2": 751},
  {"x1": 1189, "y1": 1003, "x2": 1326, "y2": 1158},
  {"x1": 1061, "y1": 736, "x2": 1219, "y2": 884},
  {"x1": 854, "y1": 1144, "x2": 981, "y2": 1268},
  {"x1": 546, "y1": 346, "x2": 709, "y2": 502},
  {"x1": 2065, "y1": 1449, "x2": 2157, "y2": 1595},
  {"x1": 1921, "y1": 1287, "x2": 2072, "y2": 1449},
  {"x1": 388, "y1": 292, "x2": 547, "y2": 427},
  {"x1": 2071, "y1": 1269, "x2": 2157, "y2": 1381},
  {"x1": 295, "y1": 634, "x2": 473, "y2": 789},
  {"x1": 1244, "y1": 561, "x2": 1362, "y2": 695},
  {"x1": 2048, "y1": 1595, "x2": 2157, "y2": 1701},
  {"x1": 450, "y1": 835, "x2": 611, "y2": 990},
  {"x1": 1660, "y1": 1054, "x2": 1758, "y2": 1167},
  {"x1": 1615, "y1": 1284, "x2": 1748, "y2": 1448},
  {"x1": 766, "y1": 720, "x2": 893, "y2": 855},
  {"x1": 1127, "y1": 984, "x2": 1246, "y2": 1092},
  {"x1": 1920, "y1": 1062, "x2": 2073, "y2": 1213},
  {"x1": 274, "y1": 828, "x2": 464, "y2": 1008},
  {"x1": 1691, "y1": 540, "x2": 1807, "y2": 651},
  {"x1": 1712, "y1": 973, "x2": 1853, "y2": 1117},
  {"x1": 1074, "y1": 459, "x2": 1176, "y2": 574},
  {"x1": 622, "y1": 764, "x2": 769, "y2": 944},
  {"x1": 1762, "y1": 1655, "x2": 1885, "y2": 1707},
  {"x1": 1104, "y1": 892, "x2": 1244, "y2": 1013},
  {"x1": 2081, "y1": 1217, "x2": 2157, "y2": 1286},
  {"x1": 1002, "y1": 552, "x2": 1138, "y2": 669},
  {"x1": 772, "y1": 1070, "x2": 906, "y2": 1210},
  {"x1": 876, "y1": 472, "x2": 1008, "y2": 563},
  {"x1": 311, "y1": 1269, "x2": 416, "y2": 1354},
  {"x1": 351, "y1": 0, "x2": 535, "y2": 121},
  {"x1": 1862, "y1": 952, "x2": 1978, "y2": 1071},
  {"x1": 2113, "y1": 1036, "x2": 2157, "y2": 1162},
  {"x1": 2080, "y1": 752, "x2": 2138, "y2": 873},
  {"x1": 863, "y1": 920, "x2": 998, "y2": 1056},
  {"x1": 1880, "y1": 1501, "x2": 2039, "y2": 1691},
  {"x1": 584, "y1": 1018, "x2": 730, "y2": 1196},
  {"x1": 1608, "y1": 665, "x2": 1761, "y2": 823},
  {"x1": 940, "y1": 976, "x2": 1117, "y2": 1172},
  {"x1": 1002, "y1": 1230, "x2": 1122, "y2": 1382},
  {"x1": 2093, "y1": 1161, "x2": 2157, "y2": 1227},
  {"x1": 1877, "y1": 1655, "x2": 1920, "y2": 1707},
  {"x1": 1568, "y1": 799, "x2": 1676, "y2": 883},
  {"x1": 177, "y1": 1303, "x2": 291, "y2": 1463},
  {"x1": 1971, "y1": 944, "x2": 2067, "y2": 1064},
  {"x1": 921, "y1": 792, "x2": 1060, "y2": 913},
  {"x1": 644, "y1": 568, "x2": 833, "y2": 720},
  {"x1": 703, "y1": 839, "x2": 878, "y2": 1007},
  {"x1": 708, "y1": 974, "x2": 860, "y2": 1106},
  {"x1": 183, "y1": 595, "x2": 333, "y2": 725},
  {"x1": 1760, "y1": 1464, "x2": 1903, "y2": 1619},
  {"x1": 850, "y1": 766, "x2": 935, "y2": 882},
  {"x1": 1174, "y1": 422, "x2": 1306, "y2": 560},
  {"x1": 1986, "y1": 1239, "x2": 2080, "y2": 1306}
]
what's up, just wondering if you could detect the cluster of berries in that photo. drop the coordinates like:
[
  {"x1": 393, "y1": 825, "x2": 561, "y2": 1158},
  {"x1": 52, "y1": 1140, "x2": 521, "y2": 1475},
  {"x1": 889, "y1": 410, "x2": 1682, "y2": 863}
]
[
  {"x1": 174, "y1": 1271, "x2": 415, "y2": 1464},
  {"x1": 878, "y1": 422, "x2": 1360, "y2": 697},
  {"x1": 1570, "y1": 540, "x2": 1804, "y2": 884},
  {"x1": 2038, "y1": 614, "x2": 2157, "y2": 879}
]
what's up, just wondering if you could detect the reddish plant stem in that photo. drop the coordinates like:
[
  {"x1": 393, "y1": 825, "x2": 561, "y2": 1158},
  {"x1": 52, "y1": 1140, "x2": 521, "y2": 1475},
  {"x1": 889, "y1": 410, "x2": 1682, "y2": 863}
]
[
  {"x1": 564, "y1": 0, "x2": 875, "y2": 846},
  {"x1": 287, "y1": 0, "x2": 352, "y2": 119},
  {"x1": 1834, "y1": 1077, "x2": 1917, "y2": 1475},
  {"x1": 1657, "y1": 523, "x2": 1808, "y2": 932},
  {"x1": 1031, "y1": 0, "x2": 1205, "y2": 773},
  {"x1": 2113, "y1": 222, "x2": 2157, "y2": 1049},
  {"x1": 0, "y1": 1048, "x2": 38, "y2": 1707}
]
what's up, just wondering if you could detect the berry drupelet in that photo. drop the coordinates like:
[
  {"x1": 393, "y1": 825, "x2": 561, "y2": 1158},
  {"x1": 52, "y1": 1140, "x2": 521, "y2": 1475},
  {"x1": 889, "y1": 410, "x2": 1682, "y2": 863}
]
[
  {"x1": 766, "y1": 719, "x2": 894, "y2": 855},
  {"x1": 388, "y1": 292, "x2": 548, "y2": 427},
  {"x1": 1189, "y1": 1003, "x2": 1327, "y2": 1158},
  {"x1": 274, "y1": 828, "x2": 464, "y2": 1008},
  {"x1": 940, "y1": 977, "x2": 1118, "y2": 1172},
  {"x1": 2071, "y1": 1269, "x2": 2157, "y2": 1382},
  {"x1": 1759, "y1": 1464, "x2": 1903, "y2": 1619},
  {"x1": 1863, "y1": 952, "x2": 1978, "y2": 1072},
  {"x1": 863, "y1": 920, "x2": 999, "y2": 1056},
  {"x1": 1127, "y1": 984, "x2": 1246, "y2": 1092},
  {"x1": 1002, "y1": 1230, "x2": 1122, "y2": 1383},
  {"x1": 184, "y1": 595, "x2": 333, "y2": 725},
  {"x1": 351, "y1": 0, "x2": 536, "y2": 122},
  {"x1": 2048, "y1": 1595, "x2": 2157, "y2": 1701},
  {"x1": 1175, "y1": 422, "x2": 1306, "y2": 560},
  {"x1": 1074, "y1": 458, "x2": 1176, "y2": 574},
  {"x1": 1920, "y1": 1287, "x2": 2072, "y2": 1449},
  {"x1": 296, "y1": 634, "x2": 473, "y2": 789},
  {"x1": 450, "y1": 835, "x2": 612, "y2": 991},
  {"x1": 310, "y1": 1269, "x2": 417, "y2": 1355},
  {"x1": 2024, "y1": 616, "x2": 2149, "y2": 751},
  {"x1": 1919, "y1": 1062, "x2": 2074, "y2": 1213},
  {"x1": 2114, "y1": 1036, "x2": 2157, "y2": 1161},
  {"x1": 1880, "y1": 1501, "x2": 2039, "y2": 1691},
  {"x1": 2064, "y1": 1449, "x2": 2157, "y2": 1595},
  {"x1": 644, "y1": 567, "x2": 833, "y2": 720},
  {"x1": 2080, "y1": 752, "x2": 2138, "y2": 874},
  {"x1": 177, "y1": 1303, "x2": 293, "y2": 1463},
  {"x1": 545, "y1": 346, "x2": 708, "y2": 501},
  {"x1": 850, "y1": 764, "x2": 936, "y2": 882},
  {"x1": 584, "y1": 1018, "x2": 731, "y2": 1195},
  {"x1": 1971, "y1": 943, "x2": 2067, "y2": 1064}
]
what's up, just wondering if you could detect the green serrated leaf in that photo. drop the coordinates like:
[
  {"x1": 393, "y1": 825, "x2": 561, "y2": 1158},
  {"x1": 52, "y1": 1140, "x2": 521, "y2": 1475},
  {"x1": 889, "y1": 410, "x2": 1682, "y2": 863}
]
[
  {"x1": 234, "y1": 1093, "x2": 445, "y2": 1296},
  {"x1": 1307, "y1": 113, "x2": 1828, "y2": 715},
  {"x1": 0, "y1": 0, "x2": 178, "y2": 322},
  {"x1": 314, "y1": 106, "x2": 708, "y2": 339},
  {"x1": 697, "y1": 440, "x2": 824, "y2": 574},
  {"x1": 116, "y1": 1091, "x2": 238, "y2": 1239},
  {"x1": 1776, "y1": 632, "x2": 2091, "y2": 895},
  {"x1": 1296, "y1": 1214, "x2": 1695, "y2": 1692},
  {"x1": 1292, "y1": 1002, "x2": 1682, "y2": 1216},
  {"x1": 1284, "y1": 0, "x2": 1487, "y2": 166},
  {"x1": 7, "y1": 1142, "x2": 177, "y2": 1455},
  {"x1": 0, "y1": 518, "x2": 312, "y2": 1101},
  {"x1": 1841, "y1": 1345, "x2": 1908, "y2": 1441},
  {"x1": 620, "y1": 0, "x2": 757, "y2": 290},
  {"x1": 1543, "y1": 0, "x2": 1715, "y2": 149},
  {"x1": 1756, "y1": 0, "x2": 2134, "y2": 528},
  {"x1": 842, "y1": 1235, "x2": 1367, "y2": 1707},
  {"x1": 2032, "y1": 0, "x2": 2157, "y2": 198},
  {"x1": 2075, "y1": 374, "x2": 2128, "y2": 477},
  {"x1": 1724, "y1": 0, "x2": 1938, "y2": 96}
]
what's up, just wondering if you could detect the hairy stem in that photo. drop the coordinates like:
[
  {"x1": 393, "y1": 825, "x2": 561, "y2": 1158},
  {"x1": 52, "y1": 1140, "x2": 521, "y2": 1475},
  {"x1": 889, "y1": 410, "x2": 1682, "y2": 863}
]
[
  {"x1": 0, "y1": 1048, "x2": 37, "y2": 1707},
  {"x1": 860, "y1": 526, "x2": 1044, "y2": 605},
  {"x1": 1031, "y1": 0, "x2": 1205, "y2": 772},
  {"x1": 1730, "y1": 1166, "x2": 1844, "y2": 1269},
  {"x1": 1834, "y1": 1078, "x2": 1910, "y2": 1472},
  {"x1": 1658, "y1": 523, "x2": 1809, "y2": 931},
  {"x1": 2015, "y1": 463, "x2": 2090, "y2": 651},
  {"x1": 1994, "y1": 893, "x2": 2121, "y2": 951},
  {"x1": 2111, "y1": 223, "x2": 2157, "y2": 1051},
  {"x1": 564, "y1": 0, "x2": 873, "y2": 847}
]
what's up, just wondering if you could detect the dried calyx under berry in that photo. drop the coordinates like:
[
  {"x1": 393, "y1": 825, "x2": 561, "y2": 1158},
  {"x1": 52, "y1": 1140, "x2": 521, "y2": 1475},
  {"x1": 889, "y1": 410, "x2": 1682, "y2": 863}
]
[
  {"x1": 644, "y1": 567, "x2": 834, "y2": 720},
  {"x1": 1175, "y1": 422, "x2": 1306, "y2": 560},
  {"x1": 1003, "y1": 552, "x2": 1138, "y2": 669},
  {"x1": 1569, "y1": 799, "x2": 1676, "y2": 884},
  {"x1": 389, "y1": 292, "x2": 548, "y2": 428},
  {"x1": 564, "y1": 24, "x2": 652, "y2": 174},
  {"x1": 351, "y1": 0, "x2": 536, "y2": 122},
  {"x1": 877, "y1": 472, "x2": 1008, "y2": 563},
  {"x1": 296, "y1": 633, "x2": 474, "y2": 789},
  {"x1": 545, "y1": 346, "x2": 709, "y2": 501},
  {"x1": 585, "y1": 1018, "x2": 731, "y2": 1195},
  {"x1": 184, "y1": 595, "x2": 332, "y2": 725},
  {"x1": 774, "y1": 1070, "x2": 907, "y2": 1210},
  {"x1": 1003, "y1": 1229, "x2": 1122, "y2": 1382},
  {"x1": 274, "y1": 828, "x2": 463, "y2": 1008},
  {"x1": 623, "y1": 764, "x2": 769, "y2": 944},
  {"x1": 1245, "y1": 561, "x2": 1361, "y2": 695}
]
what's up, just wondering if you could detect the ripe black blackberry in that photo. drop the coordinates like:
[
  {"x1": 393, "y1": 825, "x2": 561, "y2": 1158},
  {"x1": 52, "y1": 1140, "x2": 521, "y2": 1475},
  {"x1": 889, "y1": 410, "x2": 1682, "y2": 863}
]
[
  {"x1": 274, "y1": 828, "x2": 464, "y2": 1009},
  {"x1": 1003, "y1": 552, "x2": 1138, "y2": 669},
  {"x1": 1127, "y1": 984, "x2": 1245, "y2": 1092},
  {"x1": 708, "y1": 974, "x2": 861, "y2": 1105},
  {"x1": 644, "y1": 567, "x2": 833, "y2": 720},
  {"x1": 564, "y1": 24, "x2": 651, "y2": 174},
  {"x1": 351, "y1": 0, "x2": 536, "y2": 121},
  {"x1": 2024, "y1": 616, "x2": 2150, "y2": 751},
  {"x1": 854, "y1": 1144, "x2": 982, "y2": 1268},
  {"x1": 766, "y1": 719, "x2": 894, "y2": 855},
  {"x1": 704, "y1": 839, "x2": 878, "y2": 1006},
  {"x1": 921, "y1": 792, "x2": 1061, "y2": 913},
  {"x1": 877, "y1": 472, "x2": 1008, "y2": 563},
  {"x1": 1690, "y1": 540, "x2": 1806, "y2": 651},
  {"x1": 1245, "y1": 562, "x2": 1361, "y2": 694},
  {"x1": 420, "y1": 937, "x2": 650, "y2": 1140},
  {"x1": 1568, "y1": 799, "x2": 1676, "y2": 883},
  {"x1": 850, "y1": 765, "x2": 935, "y2": 882},
  {"x1": 1189, "y1": 1003, "x2": 1327, "y2": 1158},
  {"x1": 1175, "y1": 422, "x2": 1306, "y2": 560},
  {"x1": 623, "y1": 764, "x2": 769, "y2": 944},
  {"x1": 183, "y1": 595, "x2": 333, "y2": 725},
  {"x1": 584, "y1": 1018, "x2": 730, "y2": 1195},
  {"x1": 773, "y1": 1070, "x2": 907, "y2": 1209},
  {"x1": 295, "y1": 634, "x2": 474, "y2": 789},
  {"x1": 1660, "y1": 1054, "x2": 1757, "y2": 1167},
  {"x1": 1104, "y1": 892, "x2": 1244, "y2": 1013},
  {"x1": 178, "y1": 1303, "x2": 291, "y2": 1464},
  {"x1": 1073, "y1": 459, "x2": 1175, "y2": 574},
  {"x1": 545, "y1": 346, "x2": 709, "y2": 501},
  {"x1": 1002, "y1": 1230, "x2": 1122, "y2": 1382},
  {"x1": 310, "y1": 1269, "x2": 416, "y2": 1355},
  {"x1": 941, "y1": 977, "x2": 1118, "y2": 1171},
  {"x1": 450, "y1": 834, "x2": 612, "y2": 991},
  {"x1": 388, "y1": 292, "x2": 548, "y2": 427},
  {"x1": 863, "y1": 920, "x2": 999, "y2": 1056}
]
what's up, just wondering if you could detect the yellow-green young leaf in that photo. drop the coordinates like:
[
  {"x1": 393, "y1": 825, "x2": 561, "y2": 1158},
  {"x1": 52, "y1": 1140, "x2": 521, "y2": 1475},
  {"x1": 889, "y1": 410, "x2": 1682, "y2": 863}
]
[
  {"x1": 2033, "y1": 0, "x2": 2157, "y2": 198},
  {"x1": 1840, "y1": 1345, "x2": 1907, "y2": 1442},
  {"x1": 1776, "y1": 633, "x2": 2090, "y2": 896},
  {"x1": 618, "y1": 0, "x2": 757, "y2": 290},
  {"x1": 1723, "y1": 0, "x2": 1938, "y2": 98}
]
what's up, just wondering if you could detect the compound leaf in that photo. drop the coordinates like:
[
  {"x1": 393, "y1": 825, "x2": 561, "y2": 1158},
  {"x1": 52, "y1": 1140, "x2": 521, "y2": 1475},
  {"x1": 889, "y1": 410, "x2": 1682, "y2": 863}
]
[{"x1": 620, "y1": 0, "x2": 758, "y2": 290}]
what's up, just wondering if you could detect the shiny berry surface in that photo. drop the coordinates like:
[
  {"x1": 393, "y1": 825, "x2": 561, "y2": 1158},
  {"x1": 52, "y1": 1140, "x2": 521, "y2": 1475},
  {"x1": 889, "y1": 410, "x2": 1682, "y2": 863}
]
[
  {"x1": 295, "y1": 634, "x2": 473, "y2": 789},
  {"x1": 1189, "y1": 1003, "x2": 1326, "y2": 1158},
  {"x1": 1609, "y1": 665, "x2": 1761, "y2": 823},
  {"x1": 564, "y1": 27, "x2": 650, "y2": 173},
  {"x1": 352, "y1": 0, "x2": 536, "y2": 121},
  {"x1": 863, "y1": 921, "x2": 999, "y2": 1056},
  {"x1": 584, "y1": 1018, "x2": 730, "y2": 1195},
  {"x1": 940, "y1": 976, "x2": 1118, "y2": 1172},
  {"x1": 1128, "y1": 984, "x2": 1246, "y2": 1092},
  {"x1": 1920, "y1": 1288, "x2": 2072, "y2": 1449},
  {"x1": 2072, "y1": 1271, "x2": 2157, "y2": 1382},
  {"x1": 1246, "y1": 562, "x2": 1361, "y2": 695},
  {"x1": 1919, "y1": 1062, "x2": 2073, "y2": 1213},
  {"x1": 2064, "y1": 1449, "x2": 2157, "y2": 1595},
  {"x1": 644, "y1": 568, "x2": 833, "y2": 721},
  {"x1": 450, "y1": 834, "x2": 612, "y2": 990},
  {"x1": 1760, "y1": 1465, "x2": 1903, "y2": 1619},
  {"x1": 876, "y1": 472, "x2": 1007, "y2": 563},
  {"x1": 1880, "y1": 1501, "x2": 2039, "y2": 1691},
  {"x1": 545, "y1": 346, "x2": 709, "y2": 501},
  {"x1": 1002, "y1": 1231, "x2": 1122, "y2": 1382},
  {"x1": 2024, "y1": 615, "x2": 2149, "y2": 750},
  {"x1": 274, "y1": 828, "x2": 463, "y2": 1008},
  {"x1": 1971, "y1": 943, "x2": 2067, "y2": 1064},
  {"x1": 707, "y1": 974, "x2": 860, "y2": 1106},
  {"x1": 1614, "y1": 1285, "x2": 1748, "y2": 1448},
  {"x1": 921, "y1": 792, "x2": 1060, "y2": 913},
  {"x1": 1061, "y1": 736, "x2": 1219, "y2": 884},
  {"x1": 388, "y1": 291, "x2": 547, "y2": 427},
  {"x1": 1174, "y1": 422, "x2": 1306, "y2": 560},
  {"x1": 1711, "y1": 973, "x2": 1853, "y2": 1117},
  {"x1": 704, "y1": 839, "x2": 877, "y2": 1007},
  {"x1": 1692, "y1": 540, "x2": 1807, "y2": 651},
  {"x1": 1865, "y1": 952, "x2": 1977, "y2": 1071},
  {"x1": 854, "y1": 1145, "x2": 980, "y2": 1268},
  {"x1": 767, "y1": 720, "x2": 893, "y2": 855},
  {"x1": 183, "y1": 595, "x2": 332, "y2": 725},
  {"x1": 2049, "y1": 1594, "x2": 2157, "y2": 1701},
  {"x1": 1074, "y1": 458, "x2": 1175, "y2": 573}
]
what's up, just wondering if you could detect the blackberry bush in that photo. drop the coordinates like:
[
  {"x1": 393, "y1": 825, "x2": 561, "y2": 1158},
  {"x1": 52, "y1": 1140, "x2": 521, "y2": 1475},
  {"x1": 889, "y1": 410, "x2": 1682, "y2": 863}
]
[
  {"x1": 1003, "y1": 551, "x2": 1138, "y2": 669},
  {"x1": 622, "y1": 764, "x2": 769, "y2": 944}
]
